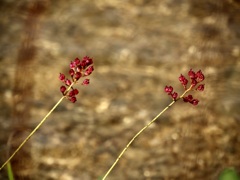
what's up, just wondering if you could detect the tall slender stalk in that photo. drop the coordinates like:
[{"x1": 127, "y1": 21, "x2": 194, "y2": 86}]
[
  {"x1": 102, "y1": 86, "x2": 194, "y2": 180},
  {"x1": 102, "y1": 100, "x2": 176, "y2": 180},
  {"x1": 0, "y1": 56, "x2": 94, "y2": 172}
]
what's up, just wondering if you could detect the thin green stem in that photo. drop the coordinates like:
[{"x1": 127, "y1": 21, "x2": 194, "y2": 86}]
[
  {"x1": 7, "y1": 162, "x2": 14, "y2": 180},
  {"x1": 0, "y1": 83, "x2": 75, "y2": 171},
  {"x1": 102, "y1": 100, "x2": 177, "y2": 180}
]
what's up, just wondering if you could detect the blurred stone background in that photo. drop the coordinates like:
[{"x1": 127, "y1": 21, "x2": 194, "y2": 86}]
[{"x1": 0, "y1": 0, "x2": 240, "y2": 179}]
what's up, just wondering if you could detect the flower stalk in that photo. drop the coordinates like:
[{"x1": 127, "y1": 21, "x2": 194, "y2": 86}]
[
  {"x1": 102, "y1": 100, "x2": 176, "y2": 180},
  {"x1": 102, "y1": 68, "x2": 205, "y2": 179},
  {"x1": 0, "y1": 56, "x2": 94, "y2": 171}
]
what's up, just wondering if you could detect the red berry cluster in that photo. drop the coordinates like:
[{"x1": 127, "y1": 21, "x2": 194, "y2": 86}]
[
  {"x1": 165, "y1": 69, "x2": 205, "y2": 105},
  {"x1": 59, "y1": 56, "x2": 94, "y2": 103}
]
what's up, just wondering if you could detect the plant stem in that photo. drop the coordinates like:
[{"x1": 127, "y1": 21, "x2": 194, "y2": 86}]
[
  {"x1": 102, "y1": 100, "x2": 176, "y2": 180},
  {"x1": 0, "y1": 83, "x2": 74, "y2": 171},
  {"x1": 0, "y1": 96, "x2": 65, "y2": 171},
  {"x1": 7, "y1": 162, "x2": 14, "y2": 180}
]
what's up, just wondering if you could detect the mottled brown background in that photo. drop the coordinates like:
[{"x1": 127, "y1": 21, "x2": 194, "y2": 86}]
[{"x1": 0, "y1": 0, "x2": 240, "y2": 179}]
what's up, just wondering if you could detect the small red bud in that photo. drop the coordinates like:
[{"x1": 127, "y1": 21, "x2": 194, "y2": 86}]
[
  {"x1": 68, "y1": 90, "x2": 75, "y2": 97},
  {"x1": 82, "y1": 56, "x2": 93, "y2": 67},
  {"x1": 74, "y1": 58, "x2": 81, "y2": 66},
  {"x1": 179, "y1": 74, "x2": 188, "y2": 87},
  {"x1": 171, "y1": 92, "x2": 178, "y2": 100},
  {"x1": 70, "y1": 61, "x2": 75, "y2": 69},
  {"x1": 196, "y1": 84, "x2": 204, "y2": 91},
  {"x1": 69, "y1": 69, "x2": 75, "y2": 77},
  {"x1": 164, "y1": 86, "x2": 173, "y2": 94},
  {"x1": 59, "y1": 73, "x2": 65, "y2": 81},
  {"x1": 84, "y1": 66, "x2": 94, "y2": 76},
  {"x1": 75, "y1": 72, "x2": 82, "y2": 80},
  {"x1": 65, "y1": 79, "x2": 72, "y2": 86},
  {"x1": 191, "y1": 79, "x2": 198, "y2": 87},
  {"x1": 191, "y1": 99, "x2": 199, "y2": 106},
  {"x1": 82, "y1": 79, "x2": 90, "y2": 85},
  {"x1": 60, "y1": 86, "x2": 66, "y2": 94},
  {"x1": 196, "y1": 70, "x2": 204, "y2": 82},
  {"x1": 69, "y1": 96, "x2": 77, "y2": 103},
  {"x1": 73, "y1": 89, "x2": 79, "y2": 95},
  {"x1": 183, "y1": 97, "x2": 189, "y2": 102},
  {"x1": 188, "y1": 69, "x2": 196, "y2": 79}
]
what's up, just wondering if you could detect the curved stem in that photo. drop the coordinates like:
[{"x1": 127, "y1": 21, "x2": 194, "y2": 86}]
[
  {"x1": 102, "y1": 100, "x2": 176, "y2": 180},
  {"x1": 0, "y1": 83, "x2": 75, "y2": 171},
  {"x1": 179, "y1": 86, "x2": 192, "y2": 99}
]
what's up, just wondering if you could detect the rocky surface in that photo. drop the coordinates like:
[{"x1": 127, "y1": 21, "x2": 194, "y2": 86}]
[{"x1": 0, "y1": 0, "x2": 240, "y2": 179}]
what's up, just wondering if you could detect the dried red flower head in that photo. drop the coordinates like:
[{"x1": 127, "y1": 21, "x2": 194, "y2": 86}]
[
  {"x1": 165, "y1": 68, "x2": 205, "y2": 105},
  {"x1": 59, "y1": 56, "x2": 94, "y2": 103}
]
